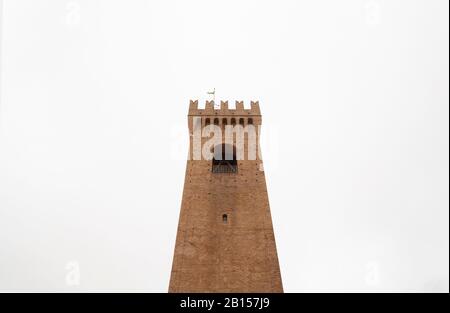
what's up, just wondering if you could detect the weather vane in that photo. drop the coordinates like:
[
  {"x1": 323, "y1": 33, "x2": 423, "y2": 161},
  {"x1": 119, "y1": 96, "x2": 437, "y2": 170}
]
[{"x1": 207, "y1": 88, "x2": 215, "y2": 102}]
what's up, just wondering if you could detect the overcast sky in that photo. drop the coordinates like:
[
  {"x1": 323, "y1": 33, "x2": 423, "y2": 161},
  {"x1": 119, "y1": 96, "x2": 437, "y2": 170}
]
[{"x1": 0, "y1": 0, "x2": 448, "y2": 292}]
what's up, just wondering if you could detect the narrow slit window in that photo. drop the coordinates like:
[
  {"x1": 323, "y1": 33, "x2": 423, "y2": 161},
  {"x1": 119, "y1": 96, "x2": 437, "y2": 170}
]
[{"x1": 222, "y1": 214, "x2": 228, "y2": 223}]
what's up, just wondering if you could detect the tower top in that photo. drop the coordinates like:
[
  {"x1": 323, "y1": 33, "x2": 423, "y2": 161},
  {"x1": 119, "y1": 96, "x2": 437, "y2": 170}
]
[{"x1": 188, "y1": 100, "x2": 261, "y2": 116}]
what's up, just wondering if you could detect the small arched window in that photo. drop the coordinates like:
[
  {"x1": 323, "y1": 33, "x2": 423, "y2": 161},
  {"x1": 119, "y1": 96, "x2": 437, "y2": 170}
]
[
  {"x1": 248, "y1": 118, "x2": 253, "y2": 125},
  {"x1": 239, "y1": 118, "x2": 245, "y2": 125},
  {"x1": 231, "y1": 118, "x2": 236, "y2": 125},
  {"x1": 222, "y1": 118, "x2": 228, "y2": 125},
  {"x1": 214, "y1": 118, "x2": 219, "y2": 125},
  {"x1": 205, "y1": 118, "x2": 210, "y2": 126},
  {"x1": 222, "y1": 214, "x2": 228, "y2": 223}
]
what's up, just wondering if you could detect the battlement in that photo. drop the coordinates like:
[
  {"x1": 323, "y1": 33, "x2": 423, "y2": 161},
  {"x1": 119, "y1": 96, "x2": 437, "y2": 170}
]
[{"x1": 188, "y1": 100, "x2": 261, "y2": 116}]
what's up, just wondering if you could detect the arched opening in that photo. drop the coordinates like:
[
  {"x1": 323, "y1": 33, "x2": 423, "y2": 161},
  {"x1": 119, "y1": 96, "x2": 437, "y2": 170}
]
[
  {"x1": 212, "y1": 143, "x2": 237, "y2": 173},
  {"x1": 248, "y1": 118, "x2": 253, "y2": 125},
  {"x1": 231, "y1": 118, "x2": 236, "y2": 125},
  {"x1": 205, "y1": 118, "x2": 210, "y2": 126},
  {"x1": 222, "y1": 214, "x2": 228, "y2": 223},
  {"x1": 222, "y1": 118, "x2": 228, "y2": 126},
  {"x1": 214, "y1": 118, "x2": 219, "y2": 125},
  {"x1": 239, "y1": 118, "x2": 245, "y2": 125}
]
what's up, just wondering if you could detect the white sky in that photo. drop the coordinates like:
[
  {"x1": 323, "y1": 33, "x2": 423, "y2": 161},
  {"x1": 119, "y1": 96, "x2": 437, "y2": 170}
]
[{"x1": 0, "y1": 0, "x2": 448, "y2": 292}]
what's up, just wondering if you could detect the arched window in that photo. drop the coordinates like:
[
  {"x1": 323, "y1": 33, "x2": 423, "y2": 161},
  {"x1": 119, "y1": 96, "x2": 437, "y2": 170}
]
[
  {"x1": 212, "y1": 144, "x2": 237, "y2": 173},
  {"x1": 222, "y1": 214, "x2": 228, "y2": 223},
  {"x1": 231, "y1": 118, "x2": 236, "y2": 125},
  {"x1": 214, "y1": 118, "x2": 219, "y2": 125},
  {"x1": 222, "y1": 118, "x2": 228, "y2": 125},
  {"x1": 205, "y1": 118, "x2": 210, "y2": 126},
  {"x1": 248, "y1": 118, "x2": 253, "y2": 125},
  {"x1": 239, "y1": 118, "x2": 245, "y2": 125}
]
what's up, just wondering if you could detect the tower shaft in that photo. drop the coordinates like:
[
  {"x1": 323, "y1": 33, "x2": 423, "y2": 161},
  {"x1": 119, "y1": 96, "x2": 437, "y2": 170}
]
[{"x1": 169, "y1": 100, "x2": 283, "y2": 292}]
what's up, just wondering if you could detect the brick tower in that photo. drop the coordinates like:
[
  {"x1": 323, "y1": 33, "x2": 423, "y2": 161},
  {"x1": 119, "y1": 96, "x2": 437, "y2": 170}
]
[{"x1": 168, "y1": 100, "x2": 283, "y2": 292}]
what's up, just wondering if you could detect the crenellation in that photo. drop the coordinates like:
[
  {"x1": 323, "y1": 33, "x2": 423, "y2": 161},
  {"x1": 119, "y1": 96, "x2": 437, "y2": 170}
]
[
  {"x1": 235, "y1": 100, "x2": 244, "y2": 111},
  {"x1": 188, "y1": 100, "x2": 261, "y2": 116},
  {"x1": 205, "y1": 100, "x2": 214, "y2": 113},
  {"x1": 220, "y1": 100, "x2": 229, "y2": 110},
  {"x1": 189, "y1": 100, "x2": 199, "y2": 114},
  {"x1": 250, "y1": 101, "x2": 261, "y2": 115}
]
